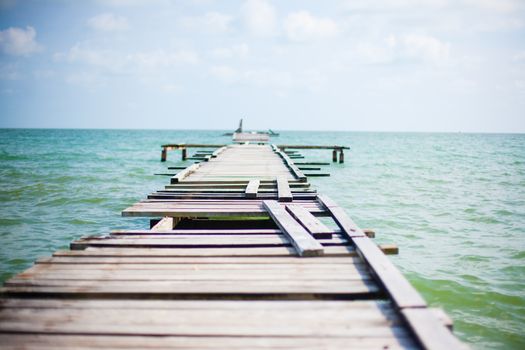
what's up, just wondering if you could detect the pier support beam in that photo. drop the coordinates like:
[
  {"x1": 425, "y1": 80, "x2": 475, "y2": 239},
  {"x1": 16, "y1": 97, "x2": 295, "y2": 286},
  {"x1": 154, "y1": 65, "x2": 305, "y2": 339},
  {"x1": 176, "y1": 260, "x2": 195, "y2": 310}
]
[
  {"x1": 332, "y1": 149, "x2": 337, "y2": 162},
  {"x1": 339, "y1": 149, "x2": 345, "y2": 163},
  {"x1": 182, "y1": 148, "x2": 187, "y2": 161},
  {"x1": 161, "y1": 147, "x2": 167, "y2": 162}
]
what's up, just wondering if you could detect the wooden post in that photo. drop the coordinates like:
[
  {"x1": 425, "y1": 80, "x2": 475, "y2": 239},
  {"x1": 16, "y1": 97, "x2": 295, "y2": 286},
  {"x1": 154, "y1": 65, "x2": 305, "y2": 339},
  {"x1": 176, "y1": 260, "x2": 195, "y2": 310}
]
[
  {"x1": 332, "y1": 149, "x2": 337, "y2": 162},
  {"x1": 339, "y1": 149, "x2": 344, "y2": 163},
  {"x1": 181, "y1": 148, "x2": 187, "y2": 161},
  {"x1": 161, "y1": 147, "x2": 167, "y2": 162}
]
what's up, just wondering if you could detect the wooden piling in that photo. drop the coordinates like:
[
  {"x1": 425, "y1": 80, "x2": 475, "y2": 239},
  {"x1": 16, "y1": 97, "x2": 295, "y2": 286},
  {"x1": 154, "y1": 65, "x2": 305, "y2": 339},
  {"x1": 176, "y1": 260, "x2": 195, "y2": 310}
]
[
  {"x1": 161, "y1": 147, "x2": 167, "y2": 162},
  {"x1": 332, "y1": 149, "x2": 337, "y2": 162},
  {"x1": 182, "y1": 148, "x2": 187, "y2": 161},
  {"x1": 339, "y1": 149, "x2": 345, "y2": 163}
]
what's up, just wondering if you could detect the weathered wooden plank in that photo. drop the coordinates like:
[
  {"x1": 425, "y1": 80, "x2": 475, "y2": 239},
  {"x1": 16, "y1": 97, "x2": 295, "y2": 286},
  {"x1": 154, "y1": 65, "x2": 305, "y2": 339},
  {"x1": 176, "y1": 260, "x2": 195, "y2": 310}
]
[
  {"x1": 8, "y1": 271, "x2": 369, "y2": 282},
  {"x1": 276, "y1": 145, "x2": 350, "y2": 150},
  {"x1": 277, "y1": 177, "x2": 293, "y2": 202},
  {"x1": 317, "y1": 195, "x2": 366, "y2": 237},
  {"x1": 298, "y1": 167, "x2": 321, "y2": 170},
  {"x1": 378, "y1": 243, "x2": 399, "y2": 255},
  {"x1": 122, "y1": 200, "x2": 326, "y2": 217},
  {"x1": 429, "y1": 308, "x2": 454, "y2": 330},
  {"x1": 150, "y1": 217, "x2": 173, "y2": 231},
  {"x1": 352, "y1": 237, "x2": 427, "y2": 308},
  {"x1": 21, "y1": 262, "x2": 366, "y2": 273},
  {"x1": 162, "y1": 143, "x2": 226, "y2": 148},
  {"x1": 36, "y1": 256, "x2": 362, "y2": 265},
  {"x1": 0, "y1": 300, "x2": 416, "y2": 350},
  {"x1": 131, "y1": 199, "x2": 319, "y2": 204},
  {"x1": 263, "y1": 201, "x2": 324, "y2": 257},
  {"x1": 286, "y1": 204, "x2": 332, "y2": 239},
  {"x1": 147, "y1": 193, "x2": 318, "y2": 200},
  {"x1": 317, "y1": 194, "x2": 426, "y2": 308},
  {"x1": 70, "y1": 234, "x2": 348, "y2": 250},
  {"x1": 52, "y1": 245, "x2": 355, "y2": 258},
  {"x1": 170, "y1": 163, "x2": 200, "y2": 183},
  {"x1": 80, "y1": 234, "x2": 347, "y2": 243},
  {"x1": 401, "y1": 308, "x2": 466, "y2": 350},
  {"x1": 2, "y1": 279, "x2": 379, "y2": 297},
  {"x1": 10, "y1": 264, "x2": 368, "y2": 281},
  {"x1": 245, "y1": 180, "x2": 260, "y2": 199},
  {"x1": 273, "y1": 148, "x2": 307, "y2": 182},
  {"x1": 0, "y1": 334, "x2": 418, "y2": 350},
  {"x1": 111, "y1": 228, "x2": 285, "y2": 235},
  {"x1": 211, "y1": 146, "x2": 227, "y2": 158},
  {"x1": 166, "y1": 182, "x2": 310, "y2": 189}
]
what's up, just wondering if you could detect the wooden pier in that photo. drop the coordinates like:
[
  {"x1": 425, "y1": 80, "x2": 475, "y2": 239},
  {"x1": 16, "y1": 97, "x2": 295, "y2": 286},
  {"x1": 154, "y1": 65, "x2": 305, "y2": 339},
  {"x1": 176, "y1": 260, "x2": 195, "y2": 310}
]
[{"x1": 0, "y1": 142, "x2": 464, "y2": 349}]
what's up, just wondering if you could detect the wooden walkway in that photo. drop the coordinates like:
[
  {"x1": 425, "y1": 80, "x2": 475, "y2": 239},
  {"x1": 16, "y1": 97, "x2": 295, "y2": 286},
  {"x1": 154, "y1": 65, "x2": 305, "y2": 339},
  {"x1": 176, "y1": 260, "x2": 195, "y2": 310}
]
[{"x1": 0, "y1": 144, "x2": 464, "y2": 349}]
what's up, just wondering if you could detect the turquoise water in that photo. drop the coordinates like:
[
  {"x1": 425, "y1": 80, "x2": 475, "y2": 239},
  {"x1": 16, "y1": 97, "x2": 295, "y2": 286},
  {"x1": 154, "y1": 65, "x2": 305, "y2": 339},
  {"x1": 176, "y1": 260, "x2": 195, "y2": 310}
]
[{"x1": 0, "y1": 129, "x2": 524, "y2": 348}]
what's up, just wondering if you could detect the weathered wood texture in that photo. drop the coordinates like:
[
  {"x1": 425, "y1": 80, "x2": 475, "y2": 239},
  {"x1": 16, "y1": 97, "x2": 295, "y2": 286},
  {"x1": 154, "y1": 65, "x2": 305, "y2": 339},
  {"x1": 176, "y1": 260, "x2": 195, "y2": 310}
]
[
  {"x1": 263, "y1": 200, "x2": 324, "y2": 257},
  {"x1": 245, "y1": 179, "x2": 260, "y2": 198},
  {"x1": 1, "y1": 142, "x2": 463, "y2": 350}
]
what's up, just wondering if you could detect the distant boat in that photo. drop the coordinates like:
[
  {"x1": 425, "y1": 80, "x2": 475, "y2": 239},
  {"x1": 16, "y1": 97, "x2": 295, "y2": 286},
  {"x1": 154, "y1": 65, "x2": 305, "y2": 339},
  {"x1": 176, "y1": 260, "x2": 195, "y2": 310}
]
[{"x1": 222, "y1": 119, "x2": 279, "y2": 137}]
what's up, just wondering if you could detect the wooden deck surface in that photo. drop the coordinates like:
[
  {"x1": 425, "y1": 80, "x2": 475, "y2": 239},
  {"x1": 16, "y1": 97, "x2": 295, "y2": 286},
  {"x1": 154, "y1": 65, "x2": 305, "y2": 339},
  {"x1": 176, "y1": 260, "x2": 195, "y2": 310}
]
[{"x1": 0, "y1": 143, "x2": 465, "y2": 349}]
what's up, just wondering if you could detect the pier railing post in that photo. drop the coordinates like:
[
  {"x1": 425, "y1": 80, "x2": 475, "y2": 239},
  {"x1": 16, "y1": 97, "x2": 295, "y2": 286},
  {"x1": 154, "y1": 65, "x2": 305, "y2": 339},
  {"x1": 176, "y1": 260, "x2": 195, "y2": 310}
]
[
  {"x1": 339, "y1": 149, "x2": 344, "y2": 163},
  {"x1": 161, "y1": 147, "x2": 167, "y2": 162},
  {"x1": 332, "y1": 149, "x2": 337, "y2": 162}
]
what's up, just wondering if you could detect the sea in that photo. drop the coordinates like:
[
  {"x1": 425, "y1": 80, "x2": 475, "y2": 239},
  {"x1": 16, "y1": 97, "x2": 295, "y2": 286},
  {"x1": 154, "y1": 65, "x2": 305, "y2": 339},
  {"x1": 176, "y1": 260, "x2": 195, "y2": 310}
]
[{"x1": 0, "y1": 128, "x2": 523, "y2": 349}]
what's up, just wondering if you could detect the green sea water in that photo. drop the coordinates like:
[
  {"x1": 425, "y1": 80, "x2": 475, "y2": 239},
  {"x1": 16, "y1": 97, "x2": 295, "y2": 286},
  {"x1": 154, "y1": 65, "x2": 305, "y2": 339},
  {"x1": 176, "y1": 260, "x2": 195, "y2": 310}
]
[{"x1": 0, "y1": 128, "x2": 524, "y2": 348}]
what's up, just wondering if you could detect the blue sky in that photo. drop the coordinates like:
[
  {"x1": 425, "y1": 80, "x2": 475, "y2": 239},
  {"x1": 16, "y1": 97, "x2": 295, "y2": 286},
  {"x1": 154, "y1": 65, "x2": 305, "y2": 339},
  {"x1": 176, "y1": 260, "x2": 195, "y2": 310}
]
[{"x1": 0, "y1": 0, "x2": 524, "y2": 132}]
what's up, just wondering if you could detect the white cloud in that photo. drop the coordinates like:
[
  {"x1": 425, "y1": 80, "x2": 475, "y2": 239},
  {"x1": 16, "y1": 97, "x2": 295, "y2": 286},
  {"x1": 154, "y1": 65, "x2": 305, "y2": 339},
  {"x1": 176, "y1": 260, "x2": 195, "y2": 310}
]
[
  {"x1": 0, "y1": 26, "x2": 42, "y2": 56},
  {"x1": 180, "y1": 12, "x2": 233, "y2": 33},
  {"x1": 464, "y1": 0, "x2": 520, "y2": 13},
  {"x1": 342, "y1": 0, "x2": 449, "y2": 11},
  {"x1": 55, "y1": 44, "x2": 119, "y2": 69},
  {"x1": 241, "y1": 0, "x2": 277, "y2": 37},
  {"x1": 97, "y1": 0, "x2": 169, "y2": 7},
  {"x1": 402, "y1": 34, "x2": 450, "y2": 63},
  {"x1": 210, "y1": 65, "x2": 239, "y2": 83},
  {"x1": 512, "y1": 51, "x2": 525, "y2": 63},
  {"x1": 451, "y1": 78, "x2": 477, "y2": 93},
  {"x1": 209, "y1": 65, "x2": 325, "y2": 92},
  {"x1": 161, "y1": 83, "x2": 182, "y2": 93},
  {"x1": 88, "y1": 13, "x2": 129, "y2": 31},
  {"x1": 55, "y1": 44, "x2": 199, "y2": 75},
  {"x1": 211, "y1": 44, "x2": 249, "y2": 59},
  {"x1": 284, "y1": 11, "x2": 339, "y2": 42},
  {"x1": 210, "y1": 65, "x2": 294, "y2": 89},
  {"x1": 356, "y1": 42, "x2": 394, "y2": 64},
  {"x1": 130, "y1": 49, "x2": 199, "y2": 68},
  {"x1": 355, "y1": 34, "x2": 450, "y2": 65}
]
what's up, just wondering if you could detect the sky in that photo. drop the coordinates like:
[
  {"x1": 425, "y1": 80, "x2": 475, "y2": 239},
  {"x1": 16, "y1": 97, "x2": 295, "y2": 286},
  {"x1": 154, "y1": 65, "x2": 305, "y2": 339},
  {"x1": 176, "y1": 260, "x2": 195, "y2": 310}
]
[{"x1": 0, "y1": 0, "x2": 524, "y2": 132}]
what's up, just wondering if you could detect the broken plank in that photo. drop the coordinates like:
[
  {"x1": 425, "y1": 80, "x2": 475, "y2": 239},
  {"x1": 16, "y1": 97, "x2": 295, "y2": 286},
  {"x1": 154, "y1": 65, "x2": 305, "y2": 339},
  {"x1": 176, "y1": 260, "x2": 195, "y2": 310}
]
[
  {"x1": 245, "y1": 180, "x2": 260, "y2": 199},
  {"x1": 170, "y1": 163, "x2": 200, "y2": 184},
  {"x1": 263, "y1": 200, "x2": 324, "y2": 257},
  {"x1": 277, "y1": 177, "x2": 293, "y2": 202},
  {"x1": 317, "y1": 195, "x2": 366, "y2": 238},
  {"x1": 286, "y1": 204, "x2": 332, "y2": 239}
]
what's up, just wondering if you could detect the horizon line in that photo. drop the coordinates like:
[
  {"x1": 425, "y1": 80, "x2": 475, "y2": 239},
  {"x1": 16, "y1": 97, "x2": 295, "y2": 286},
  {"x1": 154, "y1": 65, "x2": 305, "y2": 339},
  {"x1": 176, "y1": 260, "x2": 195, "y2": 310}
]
[{"x1": 0, "y1": 126, "x2": 524, "y2": 135}]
